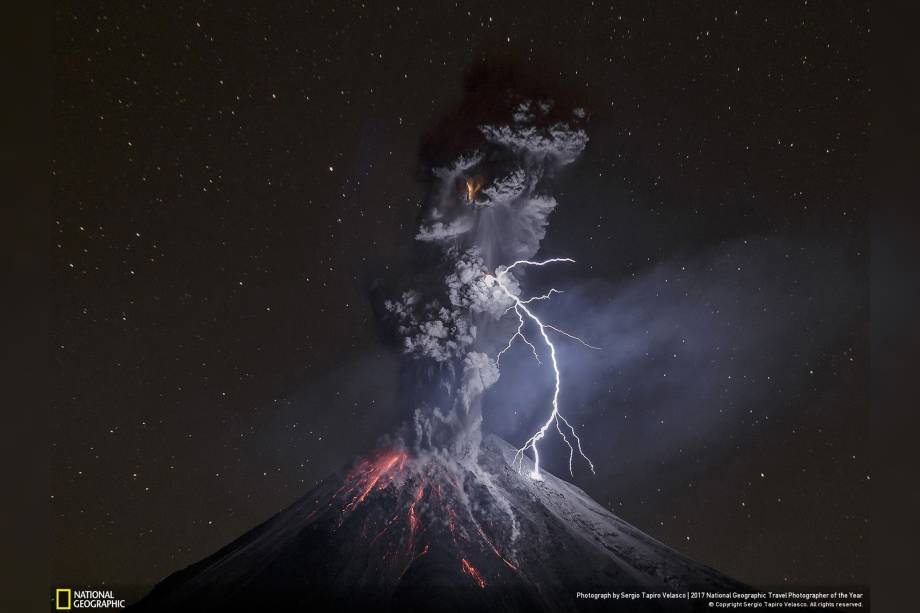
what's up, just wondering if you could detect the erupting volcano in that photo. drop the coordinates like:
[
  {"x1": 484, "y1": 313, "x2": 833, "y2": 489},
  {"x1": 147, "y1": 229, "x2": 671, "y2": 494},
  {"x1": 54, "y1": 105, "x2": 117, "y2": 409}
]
[{"x1": 135, "y1": 81, "x2": 743, "y2": 612}]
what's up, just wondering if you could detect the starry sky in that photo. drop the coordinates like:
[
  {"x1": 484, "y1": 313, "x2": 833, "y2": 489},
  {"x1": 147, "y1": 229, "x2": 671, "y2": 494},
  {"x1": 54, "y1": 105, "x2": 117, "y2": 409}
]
[{"x1": 52, "y1": 0, "x2": 869, "y2": 595}]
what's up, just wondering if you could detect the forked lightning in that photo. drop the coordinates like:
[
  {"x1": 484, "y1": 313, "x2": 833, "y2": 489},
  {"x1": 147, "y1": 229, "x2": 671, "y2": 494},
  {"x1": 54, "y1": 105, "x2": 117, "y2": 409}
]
[{"x1": 487, "y1": 258, "x2": 600, "y2": 480}]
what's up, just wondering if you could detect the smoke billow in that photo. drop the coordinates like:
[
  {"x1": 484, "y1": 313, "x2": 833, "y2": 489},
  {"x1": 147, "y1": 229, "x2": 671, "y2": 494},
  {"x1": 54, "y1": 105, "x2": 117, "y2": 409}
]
[
  {"x1": 415, "y1": 99, "x2": 587, "y2": 268},
  {"x1": 482, "y1": 235, "x2": 864, "y2": 473},
  {"x1": 384, "y1": 82, "x2": 588, "y2": 461}
]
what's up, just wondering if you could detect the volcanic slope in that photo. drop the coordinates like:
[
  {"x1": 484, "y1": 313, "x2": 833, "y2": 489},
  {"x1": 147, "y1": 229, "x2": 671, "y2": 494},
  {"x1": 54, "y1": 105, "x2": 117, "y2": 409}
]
[{"x1": 134, "y1": 435, "x2": 743, "y2": 612}]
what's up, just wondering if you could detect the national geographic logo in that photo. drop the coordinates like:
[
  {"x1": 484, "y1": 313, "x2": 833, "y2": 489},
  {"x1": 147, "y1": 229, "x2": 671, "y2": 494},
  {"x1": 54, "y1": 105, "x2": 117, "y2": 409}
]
[{"x1": 55, "y1": 588, "x2": 126, "y2": 609}]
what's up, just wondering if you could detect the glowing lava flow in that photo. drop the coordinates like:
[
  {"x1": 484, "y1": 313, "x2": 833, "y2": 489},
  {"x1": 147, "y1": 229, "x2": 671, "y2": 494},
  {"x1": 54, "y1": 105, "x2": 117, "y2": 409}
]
[
  {"x1": 490, "y1": 258, "x2": 600, "y2": 480},
  {"x1": 341, "y1": 451, "x2": 408, "y2": 515},
  {"x1": 460, "y1": 558, "x2": 487, "y2": 588},
  {"x1": 291, "y1": 439, "x2": 532, "y2": 593}
]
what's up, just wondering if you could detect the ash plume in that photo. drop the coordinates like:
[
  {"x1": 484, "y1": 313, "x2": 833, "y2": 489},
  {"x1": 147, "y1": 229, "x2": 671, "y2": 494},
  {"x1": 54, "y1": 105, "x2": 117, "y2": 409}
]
[{"x1": 384, "y1": 81, "x2": 588, "y2": 462}]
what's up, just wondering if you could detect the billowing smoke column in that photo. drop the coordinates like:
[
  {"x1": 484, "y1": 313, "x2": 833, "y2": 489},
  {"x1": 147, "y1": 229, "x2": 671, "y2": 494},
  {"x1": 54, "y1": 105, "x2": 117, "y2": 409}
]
[{"x1": 385, "y1": 93, "x2": 597, "y2": 477}]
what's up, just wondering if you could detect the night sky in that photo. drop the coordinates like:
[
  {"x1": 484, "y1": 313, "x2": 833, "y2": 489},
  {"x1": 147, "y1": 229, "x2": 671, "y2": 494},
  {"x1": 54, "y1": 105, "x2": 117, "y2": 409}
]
[{"x1": 52, "y1": 0, "x2": 870, "y2": 595}]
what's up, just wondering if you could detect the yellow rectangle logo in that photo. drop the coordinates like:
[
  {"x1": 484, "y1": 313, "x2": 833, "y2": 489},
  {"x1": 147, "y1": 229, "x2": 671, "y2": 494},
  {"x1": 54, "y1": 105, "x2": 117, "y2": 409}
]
[{"x1": 55, "y1": 588, "x2": 71, "y2": 610}]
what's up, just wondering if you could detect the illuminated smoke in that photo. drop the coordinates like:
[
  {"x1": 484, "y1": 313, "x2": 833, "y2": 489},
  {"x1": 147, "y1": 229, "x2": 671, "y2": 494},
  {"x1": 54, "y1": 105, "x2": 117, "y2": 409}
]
[
  {"x1": 385, "y1": 95, "x2": 591, "y2": 475},
  {"x1": 489, "y1": 259, "x2": 599, "y2": 479},
  {"x1": 415, "y1": 99, "x2": 588, "y2": 266}
]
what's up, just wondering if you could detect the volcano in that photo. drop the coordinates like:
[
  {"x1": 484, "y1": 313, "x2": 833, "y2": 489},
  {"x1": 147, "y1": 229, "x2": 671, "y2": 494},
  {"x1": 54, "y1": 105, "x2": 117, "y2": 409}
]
[{"x1": 134, "y1": 435, "x2": 743, "y2": 612}]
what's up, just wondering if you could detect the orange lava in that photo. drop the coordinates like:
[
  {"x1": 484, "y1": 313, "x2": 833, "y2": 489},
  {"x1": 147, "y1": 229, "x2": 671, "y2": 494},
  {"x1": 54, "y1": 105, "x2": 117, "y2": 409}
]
[
  {"x1": 407, "y1": 483, "x2": 425, "y2": 536},
  {"x1": 342, "y1": 451, "x2": 408, "y2": 513},
  {"x1": 461, "y1": 558, "x2": 487, "y2": 588},
  {"x1": 446, "y1": 507, "x2": 460, "y2": 538},
  {"x1": 473, "y1": 522, "x2": 517, "y2": 570},
  {"x1": 327, "y1": 451, "x2": 516, "y2": 587},
  {"x1": 465, "y1": 176, "x2": 484, "y2": 203}
]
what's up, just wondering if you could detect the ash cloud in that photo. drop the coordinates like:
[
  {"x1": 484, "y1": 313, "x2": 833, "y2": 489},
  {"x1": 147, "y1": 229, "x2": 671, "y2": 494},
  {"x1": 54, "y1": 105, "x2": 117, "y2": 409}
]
[
  {"x1": 382, "y1": 72, "x2": 589, "y2": 457},
  {"x1": 415, "y1": 100, "x2": 588, "y2": 268}
]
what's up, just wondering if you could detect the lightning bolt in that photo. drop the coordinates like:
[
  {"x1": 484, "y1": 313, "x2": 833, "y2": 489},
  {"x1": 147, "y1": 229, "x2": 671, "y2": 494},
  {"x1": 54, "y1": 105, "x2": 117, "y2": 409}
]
[{"x1": 489, "y1": 258, "x2": 599, "y2": 480}]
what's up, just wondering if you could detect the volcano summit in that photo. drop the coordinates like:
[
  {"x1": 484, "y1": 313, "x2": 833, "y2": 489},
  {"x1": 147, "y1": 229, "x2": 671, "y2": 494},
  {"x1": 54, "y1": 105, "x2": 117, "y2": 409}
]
[{"x1": 134, "y1": 435, "x2": 742, "y2": 612}]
